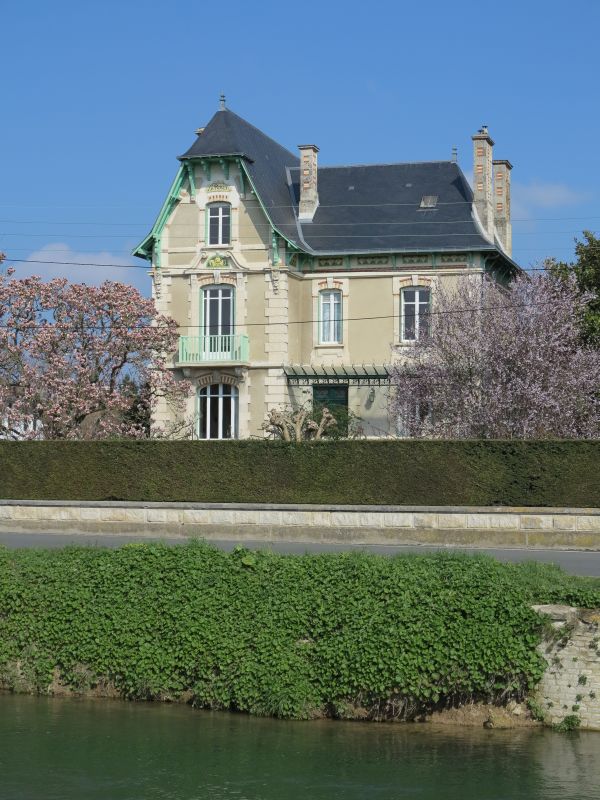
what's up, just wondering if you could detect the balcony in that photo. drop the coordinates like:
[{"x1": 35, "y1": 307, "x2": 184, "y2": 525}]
[{"x1": 177, "y1": 334, "x2": 250, "y2": 365}]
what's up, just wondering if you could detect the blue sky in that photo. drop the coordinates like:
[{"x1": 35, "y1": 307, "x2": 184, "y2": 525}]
[{"x1": 2, "y1": 0, "x2": 598, "y2": 293}]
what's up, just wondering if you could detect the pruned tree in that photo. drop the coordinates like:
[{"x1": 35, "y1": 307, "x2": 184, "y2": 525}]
[
  {"x1": 0, "y1": 260, "x2": 189, "y2": 439},
  {"x1": 390, "y1": 273, "x2": 600, "y2": 439},
  {"x1": 263, "y1": 405, "x2": 337, "y2": 442}
]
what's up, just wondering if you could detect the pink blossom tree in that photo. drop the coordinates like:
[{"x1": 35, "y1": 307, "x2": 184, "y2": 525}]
[
  {"x1": 390, "y1": 273, "x2": 600, "y2": 439},
  {"x1": 0, "y1": 257, "x2": 189, "y2": 439}
]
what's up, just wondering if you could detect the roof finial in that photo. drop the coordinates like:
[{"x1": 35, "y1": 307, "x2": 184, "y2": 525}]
[
  {"x1": 451, "y1": 145, "x2": 458, "y2": 163},
  {"x1": 219, "y1": 93, "x2": 226, "y2": 110}
]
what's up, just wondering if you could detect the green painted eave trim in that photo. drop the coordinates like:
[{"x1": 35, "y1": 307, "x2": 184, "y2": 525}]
[
  {"x1": 237, "y1": 159, "x2": 300, "y2": 253},
  {"x1": 132, "y1": 166, "x2": 186, "y2": 263}
]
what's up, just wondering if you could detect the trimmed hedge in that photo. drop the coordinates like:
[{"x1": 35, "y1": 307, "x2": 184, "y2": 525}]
[
  {"x1": 1, "y1": 544, "x2": 599, "y2": 719},
  {"x1": 0, "y1": 440, "x2": 599, "y2": 506}
]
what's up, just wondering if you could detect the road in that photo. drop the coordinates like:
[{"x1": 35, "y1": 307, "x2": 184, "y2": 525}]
[{"x1": 1, "y1": 531, "x2": 600, "y2": 577}]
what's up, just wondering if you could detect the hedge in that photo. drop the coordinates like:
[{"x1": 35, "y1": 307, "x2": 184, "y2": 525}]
[
  {"x1": 0, "y1": 440, "x2": 599, "y2": 506},
  {"x1": 1, "y1": 544, "x2": 599, "y2": 720}
]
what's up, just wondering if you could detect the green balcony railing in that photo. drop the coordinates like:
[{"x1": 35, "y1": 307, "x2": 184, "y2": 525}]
[{"x1": 178, "y1": 334, "x2": 250, "y2": 364}]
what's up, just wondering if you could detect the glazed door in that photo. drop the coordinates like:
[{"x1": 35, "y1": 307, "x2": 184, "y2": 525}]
[{"x1": 202, "y1": 285, "x2": 234, "y2": 360}]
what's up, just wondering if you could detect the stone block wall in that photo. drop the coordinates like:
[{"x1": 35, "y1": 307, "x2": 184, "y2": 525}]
[{"x1": 534, "y1": 605, "x2": 600, "y2": 730}]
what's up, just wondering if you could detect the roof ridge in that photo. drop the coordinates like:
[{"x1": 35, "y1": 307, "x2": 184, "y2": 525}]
[{"x1": 289, "y1": 159, "x2": 456, "y2": 170}]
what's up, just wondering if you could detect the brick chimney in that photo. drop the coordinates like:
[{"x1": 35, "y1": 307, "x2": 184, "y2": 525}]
[
  {"x1": 472, "y1": 126, "x2": 494, "y2": 240},
  {"x1": 493, "y1": 159, "x2": 513, "y2": 256},
  {"x1": 298, "y1": 144, "x2": 319, "y2": 221}
]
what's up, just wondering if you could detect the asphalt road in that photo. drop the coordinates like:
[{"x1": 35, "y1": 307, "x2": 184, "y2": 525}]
[{"x1": 1, "y1": 531, "x2": 600, "y2": 577}]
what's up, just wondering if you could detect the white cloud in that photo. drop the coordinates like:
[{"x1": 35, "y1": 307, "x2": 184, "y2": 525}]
[
  {"x1": 10, "y1": 243, "x2": 151, "y2": 295},
  {"x1": 511, "y1": 181, "x2": 589, "y2": 220}
]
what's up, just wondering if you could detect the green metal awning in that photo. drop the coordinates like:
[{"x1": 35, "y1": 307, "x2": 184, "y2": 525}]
[{"x1": 284, "y1": 364, "x2": 391, "y2": 386}]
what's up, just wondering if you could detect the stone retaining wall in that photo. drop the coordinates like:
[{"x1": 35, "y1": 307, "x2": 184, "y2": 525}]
[
  {"x1": 1, "y1": 501, "x2": 599, "y2": 549},
  {"x1": 534, "y1": 605, "x2": 600, "y2": 730}
]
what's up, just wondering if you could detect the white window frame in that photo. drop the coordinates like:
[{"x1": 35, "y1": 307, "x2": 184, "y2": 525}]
[
  {"x1": 197, "y1": 383, "x2": 238, "y2": 440},
  {"x1": 201, "y1": 284, "x2": 235, "y2": 360},
  {"x1": 401, "y1": 287, "x2": 431, "y2": 342},
  {"x1": 319, "y1": 289, "x2": 342, "y2": 344},
  {"x1": 207, "y1": 203, "x2": 231, "y2": 246}
]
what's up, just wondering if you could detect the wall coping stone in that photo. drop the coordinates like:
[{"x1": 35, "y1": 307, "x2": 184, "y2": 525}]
[{"x1": 1, "y1": 500, "x2": 599, "y2": 514}]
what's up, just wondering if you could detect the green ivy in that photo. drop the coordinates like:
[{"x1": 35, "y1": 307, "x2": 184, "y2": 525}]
[{"x1": 0, "y1": 544, "x2": 599, "y2": 720}]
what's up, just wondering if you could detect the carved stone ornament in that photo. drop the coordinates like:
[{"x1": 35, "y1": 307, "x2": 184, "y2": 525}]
[
  {"x1": 206, "y1": 253, "x2": 229, "y2": 269},
  {"x1": 207, "y1": 182, "x2": 231, "y2": 194}
]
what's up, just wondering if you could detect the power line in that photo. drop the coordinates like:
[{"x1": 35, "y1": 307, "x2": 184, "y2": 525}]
[
  {"x1": 0, "y1": 230, "x2": 594, "y2": 241},
  {"x1": 0, "y1": 299, "x2": 580, "y2": 332},
  {"x1": 0, "y1": 197, "x2": 598, "y2": 214},
  {"x1": 1, "y1": 215, "x2": 599, "y2": 226},
  {"x1": 1, "y1": 257, "x2": 576, "y2": 271}
]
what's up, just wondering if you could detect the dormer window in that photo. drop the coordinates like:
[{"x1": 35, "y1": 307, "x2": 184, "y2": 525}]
[
  {"x1": 419, "y1": 195, "x2": 438, "y2": 209},
  {"x1": 207, "y1": 202, "x2": 231, "y2": 245}
]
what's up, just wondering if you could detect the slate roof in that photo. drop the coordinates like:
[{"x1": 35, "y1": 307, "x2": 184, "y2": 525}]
[
  {"x1": 177, "y1": 108, "x2": 509, "y2": 260},
  {"x1": 286, "y1": 161, "x2": 492, "y2": 254},
  {"x1": 179, "y1": 109, "x2": 299, "y2": 245}
]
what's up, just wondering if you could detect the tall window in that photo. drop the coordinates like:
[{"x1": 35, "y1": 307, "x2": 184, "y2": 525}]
[
  {"x1": 202, "y1": 285, "x2": 234, "y2": 359},
  {"x1": 202, "y1": 285, "x2": 233, "y2": 337},
  {"x1": 207, "y1": 203, "x2": 231, "y2": 246},
  {"x1": 401, "y1": 287, "x2": 430, "y2": 341},
  {"x1": 197, "y1": 383, "x2": 238, "y2": 439},
  {"x1": 319, "y1": 290, "x2": 342, "y2": 344}
]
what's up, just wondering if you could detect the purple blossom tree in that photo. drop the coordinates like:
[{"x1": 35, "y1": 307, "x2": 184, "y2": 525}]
[
  {"x1": 390, "y1": 273, "x2": 600, "y2": 439},
  {"x1": 0, "y1": 260, "x2": 189, "y2": 439}
]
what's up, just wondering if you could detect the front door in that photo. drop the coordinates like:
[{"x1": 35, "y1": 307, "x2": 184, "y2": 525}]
[
  {"x1": 313, "y1": 384, "x2": 349, "y2": 435},
  {"x1": 202, "y1": 286, "x2": 233, "y2": 360}
]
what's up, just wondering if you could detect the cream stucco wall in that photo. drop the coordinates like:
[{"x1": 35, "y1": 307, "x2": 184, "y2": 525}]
[{"x1": 147, "y1": 158, "x2": 488, "y2": 439}]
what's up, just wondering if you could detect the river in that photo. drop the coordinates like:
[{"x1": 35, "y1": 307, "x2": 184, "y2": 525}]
[{"x1": 0, "y1": 694, "x2": 598, "y2": 799}]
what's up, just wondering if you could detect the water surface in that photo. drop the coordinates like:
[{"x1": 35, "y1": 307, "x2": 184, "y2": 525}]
[{"x1": 0, "y1": 694, "x2": 598, "y2": 799}]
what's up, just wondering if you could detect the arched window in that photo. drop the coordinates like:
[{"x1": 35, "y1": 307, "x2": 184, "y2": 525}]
[
  {"x1": 197, "y1": 383, "x2": 238, "y2": 439},
  {"x1": 401, "y1": 287, "x2": 430, "y2": 341},
  {"x1": 207, "y1": 202, "x2": 231, "y2": 245},
  {"x1": 319, "y1": 289, "x2": 342, "y2": 344}
]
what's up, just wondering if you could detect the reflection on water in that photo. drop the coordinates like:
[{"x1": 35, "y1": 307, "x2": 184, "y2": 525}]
[{"x1": 0, "y1": 694, "x2": 598, "y2": 800}]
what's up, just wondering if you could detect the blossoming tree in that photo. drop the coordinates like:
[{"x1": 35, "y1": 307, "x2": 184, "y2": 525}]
[
  {"x1": 390, "y1": 273, "x2": 600, "y2": 439},
  {"x1": 0, "y1": 260, "x2": 189, "y2": 439}
]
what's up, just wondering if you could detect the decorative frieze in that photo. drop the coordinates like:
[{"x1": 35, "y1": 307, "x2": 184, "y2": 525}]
[
  {"x1": 401, "y1": 254, "x2": 429, "y2": 264},
  {"x1": 206, "y1": 182, "x2": 231, "y2": 194},
  {"x1": 358, "y1": 256, "x2": 389, "y2": 265},
  {"x1": 318, "y1": 257, "x2": 343, "y2": 267},
  {"x1": 440, "y1": 253, "x2": 468, "y2": 263}
]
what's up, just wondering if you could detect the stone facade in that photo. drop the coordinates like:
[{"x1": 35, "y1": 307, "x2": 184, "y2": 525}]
[{"x1": 134, "y1": 110, "x2": 517, "y2": 440}]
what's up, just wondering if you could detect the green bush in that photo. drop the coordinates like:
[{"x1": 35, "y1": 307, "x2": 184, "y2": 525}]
[
  {"x1": 553, "y1": 714, "x2": 582, "y2": 732},
  {"x1": 1, "y1": 544, "x2": 599, "y2": 720},
  {"x1": 0, "y1": 439, "x2": 599, "y2": 505}
]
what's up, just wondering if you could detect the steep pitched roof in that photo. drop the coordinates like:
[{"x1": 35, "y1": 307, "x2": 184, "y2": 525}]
[
  {"x1": 286, "y1": 161, "x2": 494, "y2": 254},
  {"x1": 179, "y1": 109, "x2": 299, "y2": 241},
  {"x1": 149, "y1": 108, "x2": 515, "y2": 267}
]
